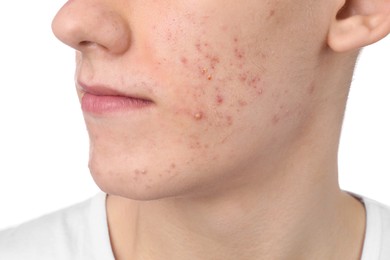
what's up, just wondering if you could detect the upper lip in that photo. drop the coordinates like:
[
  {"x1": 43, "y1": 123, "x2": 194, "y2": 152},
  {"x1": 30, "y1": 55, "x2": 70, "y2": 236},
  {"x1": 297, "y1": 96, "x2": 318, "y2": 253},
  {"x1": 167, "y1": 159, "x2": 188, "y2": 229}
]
[{"x1": 77, "y1": 81, "x2": 153, "y2": 102}]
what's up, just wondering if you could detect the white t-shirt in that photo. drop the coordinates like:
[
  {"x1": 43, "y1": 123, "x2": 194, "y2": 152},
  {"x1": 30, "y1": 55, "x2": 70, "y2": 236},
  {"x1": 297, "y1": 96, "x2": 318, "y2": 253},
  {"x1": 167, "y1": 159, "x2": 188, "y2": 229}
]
[
  {"x1": 0, "y1": 193, "x2": 389, "y2": 260},
  {"x1": 0, "y1": 193, "x2": 114, "y2": 260}
]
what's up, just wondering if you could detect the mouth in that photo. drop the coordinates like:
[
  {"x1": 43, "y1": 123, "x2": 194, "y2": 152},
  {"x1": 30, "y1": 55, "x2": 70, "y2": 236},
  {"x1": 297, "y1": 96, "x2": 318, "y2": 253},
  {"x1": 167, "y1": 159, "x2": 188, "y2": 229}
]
[{"x1": 77, "y1": 81, "x2": 154, "y2": 115}]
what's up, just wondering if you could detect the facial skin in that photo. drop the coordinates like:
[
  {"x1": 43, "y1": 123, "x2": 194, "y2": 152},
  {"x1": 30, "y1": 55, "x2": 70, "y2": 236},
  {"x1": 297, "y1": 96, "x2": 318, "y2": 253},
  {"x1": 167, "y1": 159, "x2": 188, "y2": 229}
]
[
  {"x1": 53, "y1": 0, "x2": 345, "y2": 200},
  {"x1": 52, "y1": 0, "x2": 390, "y2": 259}
]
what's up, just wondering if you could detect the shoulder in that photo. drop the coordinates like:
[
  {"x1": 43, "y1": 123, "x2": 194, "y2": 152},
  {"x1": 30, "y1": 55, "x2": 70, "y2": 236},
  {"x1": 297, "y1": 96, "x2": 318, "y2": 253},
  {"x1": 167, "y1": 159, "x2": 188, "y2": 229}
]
[
  {"x1": 0, "y1": 193, "x2": 114, "y2": 260},
  {"x1": 360, "y1": 196, "x2": 390, "y2": 260}
]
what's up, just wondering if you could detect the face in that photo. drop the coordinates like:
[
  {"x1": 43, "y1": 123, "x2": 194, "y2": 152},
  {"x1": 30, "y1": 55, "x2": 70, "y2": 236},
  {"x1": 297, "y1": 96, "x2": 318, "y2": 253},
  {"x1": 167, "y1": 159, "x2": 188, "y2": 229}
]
[{"x1": 52, "y1": 0, "x2": 332, "y2": 200}]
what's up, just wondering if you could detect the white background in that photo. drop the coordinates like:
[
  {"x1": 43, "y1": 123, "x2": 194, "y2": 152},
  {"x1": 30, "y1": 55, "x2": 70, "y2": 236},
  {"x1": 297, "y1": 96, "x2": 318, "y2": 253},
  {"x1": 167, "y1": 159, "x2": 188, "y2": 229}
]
[{"x1": 0, "y1": 1, "x2": 389, "y2": 229}]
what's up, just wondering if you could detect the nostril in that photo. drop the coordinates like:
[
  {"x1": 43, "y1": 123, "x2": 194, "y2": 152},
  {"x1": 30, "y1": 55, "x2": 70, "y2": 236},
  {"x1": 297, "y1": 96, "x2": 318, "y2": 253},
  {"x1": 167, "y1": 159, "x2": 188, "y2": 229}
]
[{"x1": 78, "y1": 40, "x2": 109, "y2": 51}]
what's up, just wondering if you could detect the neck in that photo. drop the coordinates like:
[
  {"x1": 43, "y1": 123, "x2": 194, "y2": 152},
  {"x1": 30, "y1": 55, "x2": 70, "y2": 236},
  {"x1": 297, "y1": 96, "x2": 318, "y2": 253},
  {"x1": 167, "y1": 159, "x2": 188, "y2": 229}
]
[{"x1": 107, "y1": 150, "x2": 365, "y2": 260}]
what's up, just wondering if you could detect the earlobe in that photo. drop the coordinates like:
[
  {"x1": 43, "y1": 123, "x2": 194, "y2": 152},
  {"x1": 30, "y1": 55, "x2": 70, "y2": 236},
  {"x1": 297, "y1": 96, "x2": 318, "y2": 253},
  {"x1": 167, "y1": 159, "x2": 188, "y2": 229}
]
[{"x1": 328, "y1": 0, "x2": 390, "y2": 52}]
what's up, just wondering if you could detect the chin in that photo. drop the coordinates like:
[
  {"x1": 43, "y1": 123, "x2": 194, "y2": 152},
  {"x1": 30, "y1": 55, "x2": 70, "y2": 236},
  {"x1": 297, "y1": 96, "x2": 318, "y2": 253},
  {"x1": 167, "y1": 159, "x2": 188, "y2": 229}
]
[{"x1": 87, "y1": 155, "x2": 191, "y2": 201}]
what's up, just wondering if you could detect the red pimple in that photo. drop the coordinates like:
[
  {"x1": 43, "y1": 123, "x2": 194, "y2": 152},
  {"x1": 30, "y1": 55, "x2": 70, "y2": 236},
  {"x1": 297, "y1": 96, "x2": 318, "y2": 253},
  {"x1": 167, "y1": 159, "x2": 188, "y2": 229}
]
[
  {"x1": 216, "y1": 95, "x2": 224, "y2": 104},
  {"x1": 195, "y1": 43, "x2": 202, "y2": 52},
  {"x1": 180, "y1": 57, "x2": 188, "y2": 64},
  {"x1": 249, "y1": 76, "x2": 260, "y2": 86},
  {"x1": 226, "y1": 116, "x2": 233, "y2": 126},
  {"x1": 234, "y1": 48, "x2": 245, "y2": 59},
  {"x1": 238, "y1": 100, "x2": 248, "y2": 107},
  {"x1": 233, "y1": 37, "x2": 245, "y2": 60},
  {"x1": 239, "y1": 73, "x2": 248, "y2": 82},
  {"x1": 210, "y1": 56, "x2": 220, "y2": 64}
]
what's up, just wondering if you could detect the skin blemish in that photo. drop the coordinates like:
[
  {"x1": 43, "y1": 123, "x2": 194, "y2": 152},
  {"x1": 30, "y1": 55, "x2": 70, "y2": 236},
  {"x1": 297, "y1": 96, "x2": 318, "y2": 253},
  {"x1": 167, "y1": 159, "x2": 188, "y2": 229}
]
[
  {"x1": 232, "y1": 36, "x2": 258, "y2": 71},
  {"x1": 272, "y1": 114, "x2": 280, "y2": 125},
  {"x1": 166, "y1": 30, "x2": 174, "y2": 41},
  {"x1": 239, "y1": 73, "x2": 248, "y2": 82},
  {"x1": 232, "y1": 37, "x2": 245, "y2": 66},
  {"x1": 170, "y1": 163, "x2": 176, "y2": 169},
  {"x1": 226, "y1": 116, "x2": 233, "y2": 126},
  {"x1": 134, "y1": 169, "x2": 147, "y2": 175},
  {"x1": 234, "y1": 48, "x2": 245, "y2": 59},
  {"x1": 268, "y1": 10, "x2": 275, "y2": 19},
  {"x1": 249, "y1": 76, "x2": 261, "y2": 87},
  {"x1": 238, "y1": 100, "x2": 248, "y2": 107},
  {"x1": 246, "y1": 75, "x2": 264, "y2": 96},
  {"x1": 194, "y1": 112, "x2": 204, "y2": 120},
  {"x1": 308, "y1": 82, "x2": 316, "y2": 95},
  {"x1": 221, "y1": 25, "x2": 228, "y2": 32},
  {"x1": 209, "y1": 56, "x2": 220, "y2": 69},
  {"x1": 195, "y1": 43, "x2": 202, "y2": 52},
  {"x1": 208, "y1": 75, "x2": 213, "y2": 80},
  {"x1": 180, "y1": 57, "x2": 188, "y2": 65},
  {"x1": 188, "y1": 133, "x2": 205, "y2": 150},
  {"x1": 216, "y1": 95, "x2": 224, "y2": 105},
  {"x1": 189, "y1": 141, "x2": 203, "y2": 150}
]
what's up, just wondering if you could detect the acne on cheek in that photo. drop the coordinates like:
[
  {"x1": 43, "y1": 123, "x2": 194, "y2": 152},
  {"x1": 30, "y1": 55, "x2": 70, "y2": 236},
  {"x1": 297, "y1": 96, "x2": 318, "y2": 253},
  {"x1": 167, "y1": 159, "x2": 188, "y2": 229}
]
[
  {"x1": 188, "y1": 35, "x2": 266, "y2": 118},
  {"x1": 216, "y1": 95, "x2": 224, "y2": 105},
  {"x1": 159, "y1": 18, "x2": 271, "y2": 144},
  {"x1": 193, "y1": 40, "x2": 220, "y2": 82},
  {"x1": 157, "y1": 11, "x2": 267, "y2": 108}
]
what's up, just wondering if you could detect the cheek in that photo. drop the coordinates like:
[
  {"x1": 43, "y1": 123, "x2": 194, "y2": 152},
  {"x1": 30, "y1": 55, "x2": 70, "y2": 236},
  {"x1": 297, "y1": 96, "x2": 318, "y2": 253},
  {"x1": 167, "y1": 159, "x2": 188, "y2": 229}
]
[
  {"x1": 147, "y1": 16, "x2": 268, "y2": 128},
  {"x1": 133, "y1": 5, "x2": 310, "y2": 172}
]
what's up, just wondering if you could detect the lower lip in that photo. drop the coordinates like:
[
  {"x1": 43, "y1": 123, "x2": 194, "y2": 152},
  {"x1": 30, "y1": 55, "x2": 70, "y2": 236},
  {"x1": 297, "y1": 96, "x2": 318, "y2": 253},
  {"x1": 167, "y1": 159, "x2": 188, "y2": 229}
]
[{"x1": 81, "y1": 93, "x2": 152, "y2": 115}]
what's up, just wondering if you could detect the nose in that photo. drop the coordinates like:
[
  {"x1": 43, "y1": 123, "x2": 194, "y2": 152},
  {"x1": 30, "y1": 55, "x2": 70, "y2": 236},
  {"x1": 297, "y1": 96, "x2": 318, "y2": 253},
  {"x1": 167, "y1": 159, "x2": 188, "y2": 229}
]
[{"x1": 52, "y1": 0, "x2": 131, "y2": 55}]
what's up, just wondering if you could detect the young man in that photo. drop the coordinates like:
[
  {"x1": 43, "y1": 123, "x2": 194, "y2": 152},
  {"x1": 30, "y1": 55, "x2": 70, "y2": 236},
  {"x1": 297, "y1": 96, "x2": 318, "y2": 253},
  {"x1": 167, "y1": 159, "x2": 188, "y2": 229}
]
[{"x1": 1, "y1": 0, "x2": 390, "y2": 259}]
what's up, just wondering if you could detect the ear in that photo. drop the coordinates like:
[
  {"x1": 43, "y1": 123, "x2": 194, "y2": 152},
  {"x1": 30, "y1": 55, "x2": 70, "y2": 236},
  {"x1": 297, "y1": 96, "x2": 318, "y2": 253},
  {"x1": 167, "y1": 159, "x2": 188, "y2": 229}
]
[{"x1": 328, "y1": 0, "x2": 390, "y2": 52}]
